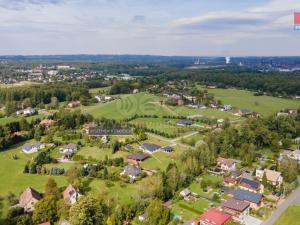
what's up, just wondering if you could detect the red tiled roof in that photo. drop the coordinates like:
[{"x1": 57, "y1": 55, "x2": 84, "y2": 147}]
[
  {"x1": 224, "y1": 176, "x2": 235, "y2": 184},
  {"x1": 200, "y1": 208, "x2": 231, "y2": 225},
  {"x1": 19, "y1": 187, "x2": 42, "y2": 208},
  {"x1": 63, "y1": 184, "x2": 77, "y2": 201}
]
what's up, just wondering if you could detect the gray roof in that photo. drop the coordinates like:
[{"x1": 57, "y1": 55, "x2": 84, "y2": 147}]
[
  {"x1": 234, "y1": 189, "x2": 262, "y2": 204},
  {"x1": 22, "y1": 142, "x2": 42, "y2": 151},
  {"x1": 63, "y1": 143, "x2": 78, "y2": 150},
  {"x1": 140, "y1": 143, "x2": 161, "y2": 152},
  {"x1": 123, "y1": 165, "x2": 142, "y2": 177},
  {"x1": 240, "y1": 108, "x2": 251, "y2": 113}
]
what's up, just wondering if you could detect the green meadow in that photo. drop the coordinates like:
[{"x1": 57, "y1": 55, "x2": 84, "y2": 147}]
[
  {"x1": 205, "y1": 88, "x2": 300, "y2": 116},
  {"x1": 81, "y1": 92, "x2": 170, "y2": 120},
  {"x1": 274, "y1": 205, "x2": 300, "y2": 225}
]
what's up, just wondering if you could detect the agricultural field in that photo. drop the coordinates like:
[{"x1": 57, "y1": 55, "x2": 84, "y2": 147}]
[
  {"x1": 81, "y1": 92, "x2": 170, "y2": 120},
  {"x1": 204, "y1": 87, "x2": 300, "y2": 116},
  {"x1": 129, "y1": 117, "x2": 193, "y2": 136},
  {"x1": 274, "y1": 205, "x2": 300, "y2": 225}
]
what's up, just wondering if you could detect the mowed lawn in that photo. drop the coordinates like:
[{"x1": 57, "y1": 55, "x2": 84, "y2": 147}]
[
  {"x1": 77, "y1": 146, "x2": 129, "y2": 161},
  {"x1": 0, "y1": 144, "x2": 68, "y2": 196},
  {"x1": 172, "y1": 199, "x2": 209, "y2": 221},
  {"x1": 81, "y1": 93, "x2": 171, "y2": 120},
  {"x1": 129, "y1": 117, "x2": 191, "y2": 136},
  {"x1": 206, "y1": 88, "x2": 300, "y2": 116},
  {"x1": 274, "y1": 205, "x2": 300, "y2": 225},
  {"x1": 0, "y1": 114, "x2": 45, "y2": 126}
]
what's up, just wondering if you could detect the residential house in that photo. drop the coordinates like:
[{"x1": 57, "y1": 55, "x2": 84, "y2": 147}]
[
  {"x1": 127, "y1": 153, "x2": 149, "y2": 165},
  {"x1": 140, "y1": 143, "x2": 161, "y2": 153},
  {"x1": 220, "y1": 198, "x2": 250, "y2": 224},
  {"x1": 22, "y1": 142, "x2": 45, "y2": 154},
  {"x1": 67, "y1": 101, "x2": 81, "y2": 108},
  {"x1": 223, "y1": 104, "x2": 232, "y2": 111},
  {"x1": 95, "y1": 95, "x2": 112, "y2": 103},
  {"x1": 23, "y1": 107, "x2": 36, "y2": 116},
  {"x1": 238, "y1": 108, "x2": 251, "y2": 117},
  {"x1": 234, "y1": 189, "x2": 263, "y2": 209},
  {"x1": 199, "y1": 208, "x2": 232, "y2": 225},
  {"x1": 224, "y1": 176, "x2": 236, "y2": 186},
  {"x1": 277, "y1": 112, "x2": 289, "y2": 117},
  {"x1": 180, "y1": 188, "x2": 191, "y2": 199},
  {"x1": 19, "y1": 187, "x2": 42, "y2": 212},
  {"x1": 63, "y1": 184, "x2": 81, "y2": 204},
  {"x1": 177, "y1": 119, "x2": 193, "y2": 126},
  {"x1": 283, "y1": 149, "x2": 300, "y2": 162},
  {"x1": 60, "y1": 143, "x2": 78, "y2": 159},
  {"x1": 16, "y1": 107, "x2": 36, "y2": 116},
  {"x1": 40, "y1": 119, "x2": 56, "y2": 127},
  {"x1": 217, "y1": 157, "x2": 237, "y2": 172},
  {"x1": 124, "y1": 144, "x2": 133, "y2": 151},
  {"x1": 239, "y1": 178, "x2": 263, "y2": 193},
  {"x1": 256, "y1": 169, "x2": 283, "y2": 187},
  {"x1": 121, "y1": 164, "x2": 142, "y2": 180}
]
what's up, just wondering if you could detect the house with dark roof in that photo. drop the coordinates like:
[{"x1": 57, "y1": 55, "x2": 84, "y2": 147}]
[
  {"x1": 121, "y1": 164, "x2": 142, "y2": 181},
  {"x1": 139, "y1": 143, "x2": 161, "y2": 153},
  {"x1": 177, "y1": 119, "x2": 193, "y2": 126},
  {"x1": 220, "y1": 198, "x2": 250, "y2": 224},
  {"x1": 19, "y1": 187, "x2": 42, "y2": 212},
  {"x1": 199, "y1": 208, "x2": 232, "y2": 225},
  {"x1": 22, "y1": 142, "x2": 45, "y2": 154},
  {"x1": 127, "y1": 153, "x2": 149, "y2": 165},
  {"x1": 234, "y1": 189, "x2": 263, "y2": 209},
  {"x1": 239, "y1": 178, "x2": 263, "y2": 193},
  {"x1": 238, "y1": 108, "x2": 251, "y2": 117}
]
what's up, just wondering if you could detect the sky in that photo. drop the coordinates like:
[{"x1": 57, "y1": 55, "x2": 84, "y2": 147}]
[{"x1": 0, "y1": 0, "x2": 300, "y2": 56}]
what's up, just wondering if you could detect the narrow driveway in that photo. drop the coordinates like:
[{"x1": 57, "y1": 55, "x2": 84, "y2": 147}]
[{"x1": 262, "y1": 177, "x2": 300, "y2": 225}]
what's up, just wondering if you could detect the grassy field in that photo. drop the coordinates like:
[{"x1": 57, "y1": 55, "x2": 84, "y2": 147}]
[
  {"x1": 81, "y1": 92, "x2": 170, "y2": 120},
  {"x1": 129, "y1": 117, "x2": 192, "y2": 136},
  {"x1": 0, "y1": 143, "x2": 68, "y2": 216},
  {"x1": 172, "y1": 199, "x2": 209, "y2": 221},
  {"x1": 89, "y1": 179, "x2": 138, "y2": 204},
  {"x1": 0, "y1": 114, "x2": 45, "y2": 126},
  {"x1": 204, "y1": 88, "x2": 300, "y2": 116},
  {"x1": 274, "y1": 205, "x2": 300, "y2": 225},
  {"x1": 170, "y1": 105, "x2": 238, "y2": 120},
  {"x1": 89, "y1": 86, "x2": 111, "y2": 95},
  {"x1": 77, "y1": 146, "x2": 129, "y2": 161}
]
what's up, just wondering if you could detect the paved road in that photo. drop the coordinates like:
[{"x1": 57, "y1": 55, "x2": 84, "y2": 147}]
[{"x1": 262, "y1": 177, "x2": 300, "y2": 225}]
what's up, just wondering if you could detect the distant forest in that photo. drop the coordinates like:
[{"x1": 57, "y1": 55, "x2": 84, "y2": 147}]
[{"x1": 151, "y1": 70, "x2": 300, "y2": 96}]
